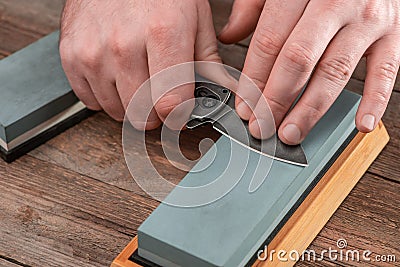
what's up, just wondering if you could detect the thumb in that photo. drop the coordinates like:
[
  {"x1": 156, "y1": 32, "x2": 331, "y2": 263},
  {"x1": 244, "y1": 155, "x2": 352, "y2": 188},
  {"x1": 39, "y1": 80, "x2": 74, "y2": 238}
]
[{"x1": 218, "y1": 0, "x2": 265, "y2": 44}]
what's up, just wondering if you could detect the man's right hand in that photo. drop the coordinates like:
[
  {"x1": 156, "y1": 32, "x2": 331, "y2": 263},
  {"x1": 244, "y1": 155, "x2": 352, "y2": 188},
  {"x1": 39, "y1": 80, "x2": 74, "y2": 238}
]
[{"x1": 60, "y1": 0, "x2": 221, "y2": 130}]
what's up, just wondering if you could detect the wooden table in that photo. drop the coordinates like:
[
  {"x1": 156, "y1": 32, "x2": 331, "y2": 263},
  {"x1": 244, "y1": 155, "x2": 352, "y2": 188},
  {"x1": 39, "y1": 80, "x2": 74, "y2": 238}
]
[{"x1": 0, "y1": 1, "x2": 398, "y2": 266}]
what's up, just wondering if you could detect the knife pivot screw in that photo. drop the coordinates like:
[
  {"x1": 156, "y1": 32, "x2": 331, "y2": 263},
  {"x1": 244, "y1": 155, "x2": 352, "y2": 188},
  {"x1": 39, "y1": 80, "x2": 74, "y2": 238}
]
[{"x1": 202, "y1": 97, "x2": 218, "y2": 108}]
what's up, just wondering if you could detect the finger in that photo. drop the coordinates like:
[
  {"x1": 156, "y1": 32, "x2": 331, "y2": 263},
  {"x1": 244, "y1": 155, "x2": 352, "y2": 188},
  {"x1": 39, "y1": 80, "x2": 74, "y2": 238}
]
[
  {"x1": 356, "y1": 35, "x2": 400, "y2": 132},
  {"x1": 279, "y1": 27, "x2": 375, "y2": 145},
  {"x1": 66, "y1": 74, "x2": 101, "y2": 111},
  {"x1": 218, "y1": 0, "x2": 265, "y2": 44},
  {"x1": 250, "y1": 3, "x2": 347, "y2": 139},
  {"x1": 115, "y1": 50, "x2": 161, "y2": 131},
  {"x1": 75, "y1": 43, "x2": 125, "y2": 121},
  {"x1": 147, "y1": 15, "x2": 196, "y2": 129},
  {"x1": 87, "y1": 75, "x2": 125, "y2": 121},
  {"x1": 235, "y1": 0, "x2": 309, "y2": 121},
  {"x1": 59, "y1": 48, "x2": 101, "y2": 110}
]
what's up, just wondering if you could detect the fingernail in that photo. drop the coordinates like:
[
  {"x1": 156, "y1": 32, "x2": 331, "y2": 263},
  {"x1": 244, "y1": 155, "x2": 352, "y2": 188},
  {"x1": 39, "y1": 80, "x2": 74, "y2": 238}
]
[
  {"x1": 236, "y1": 101, "x2": 252, "y2": 120},
  {"x1": 361, "y1": 114, "x2": 375, "y2": 131},
  {"x1": 282, "y1": 124, "x2": 301, "y2": 144},
  {"x1": 249, "y1": 119, "x2": 275, "y2": 140}
]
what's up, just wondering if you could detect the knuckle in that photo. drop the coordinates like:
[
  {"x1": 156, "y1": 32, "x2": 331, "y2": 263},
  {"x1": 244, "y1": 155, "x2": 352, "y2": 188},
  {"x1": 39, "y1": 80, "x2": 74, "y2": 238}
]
[
  {"x1": 298, "y1": 90, "x2": 341, "y2": 121},
  {"x1": 148, "y1": 18, "x2": 177, "y2": 42},
  {"x1": 252, "y1": 26, "x2": 283, "y2": 58},
  {"x1": 324, "y1": 0, "x2": 346, "y2": 12},
  {"x1": 317, "y1": 0, "x2": 347, "y2": 19},
  {"x1": 365, "y1": 88, "x2": 391, "y2": 108},
  {"x1": 282, "y1": 42, "x2": 316, "y2": 74},
  {"x1": 250, "y1": 76, "x2": 267, "y2": 91},
  {"x1": 299, "y1": 100, "x2": 326, "y2": 119},
  {"x1": 197, "y1": 44, "x2": 220, "y2": 62},
  {"x1": 147, "y1": 19, "x2": 183, "y2": 56},
  {"x1": 318, "y1": 55, "x2": 353, "y2": 84},
  {"x1": 362, "y1": 0, "x2": 384, "y2": 23},
  {"x1": 59, "y1": 39, "x2": 75, "y2": 66},
  {"x1": 110, "y1": 35, "x2": 134, "y2": 59},
  {"x1": 79, "y1": 45, "x2": 101, "y2": 69},
  {"x1": 266, "y1": 95, "x2": 289, "y2": 117},
  {"x1": 374, "y1": 60, "x2": 399, "y2": 81}
]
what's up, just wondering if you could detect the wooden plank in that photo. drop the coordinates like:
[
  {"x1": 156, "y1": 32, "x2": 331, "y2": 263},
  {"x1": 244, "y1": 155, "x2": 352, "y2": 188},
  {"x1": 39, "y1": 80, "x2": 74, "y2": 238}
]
[
  {"x1": 303, "y1": 173, "x2": 400, "y2": 267},
  {"x1": 317, "y1": 173, "x2": 400, "y2": 266},
  {"x1": 0, "y1": 258, "x2": 23, "y2": 267},
  {"x1": 0, "y1": 191, "x2": 124, "y2": 267},
  {"x1": 0, "y1": 155, "x2": 158, "y2": 235},
  {"x1": 0, "y1": 155, "x2": 159, "y2": 267},
  {"x1": 28, "y1": 112, "x2": 220, "y2": 193},
  {"x1": 0, "y1": 0, "x2": 63, "y2": 34},
  {"x1": 0, "y1": 0, "x2": 63, "y2": 55},
  {"x1": 296, "y1": 259, "x2": 340, "y2": 267},
  {"x1": 28, "y1": 113, "x2": 142, "y2": 193}
]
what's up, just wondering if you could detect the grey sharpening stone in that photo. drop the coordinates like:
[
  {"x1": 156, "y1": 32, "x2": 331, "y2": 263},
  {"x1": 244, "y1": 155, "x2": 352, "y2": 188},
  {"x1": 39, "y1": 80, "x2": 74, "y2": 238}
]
[
  {"x1": 0, "y1": 31, "x2": 91, "y2": 162},
  {"x1": 137, "y1": 90, "x2": 361, "y2": 267}
]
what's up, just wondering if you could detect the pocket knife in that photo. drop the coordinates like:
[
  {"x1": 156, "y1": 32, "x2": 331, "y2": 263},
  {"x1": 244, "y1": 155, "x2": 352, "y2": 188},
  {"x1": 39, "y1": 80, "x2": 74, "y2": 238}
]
[{"x1": 187, "y1": 82, "x2": 308, "y2": 167}]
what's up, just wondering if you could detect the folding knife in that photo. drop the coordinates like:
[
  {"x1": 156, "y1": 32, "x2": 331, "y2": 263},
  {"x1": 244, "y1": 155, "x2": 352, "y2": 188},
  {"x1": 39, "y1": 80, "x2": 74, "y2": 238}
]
[{"x1": 187, "y1": 82, "x2": 308, "y2": 167}]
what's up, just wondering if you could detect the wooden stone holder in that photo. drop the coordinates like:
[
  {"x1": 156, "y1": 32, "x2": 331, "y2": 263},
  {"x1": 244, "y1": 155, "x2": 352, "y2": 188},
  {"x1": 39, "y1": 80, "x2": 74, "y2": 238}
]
[{"x1": 112, "y1": 122, "x2": 389, "y2": 267}]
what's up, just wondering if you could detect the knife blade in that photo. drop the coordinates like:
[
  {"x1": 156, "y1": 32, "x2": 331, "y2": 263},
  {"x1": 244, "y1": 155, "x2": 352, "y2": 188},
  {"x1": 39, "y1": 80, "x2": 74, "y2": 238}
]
[{"x1": 187, "y1": 81, "x2": 308, "y2": 167}]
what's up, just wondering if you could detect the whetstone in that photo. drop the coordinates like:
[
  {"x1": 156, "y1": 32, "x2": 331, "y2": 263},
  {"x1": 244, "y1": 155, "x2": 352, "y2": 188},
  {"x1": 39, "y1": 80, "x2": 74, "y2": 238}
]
[
  {"x1": 111, "y1": 89, "x2": 389, "y2": 267},
  {"x1": 0, "y1": 32, "x2": 91, "y2": 162},
  {"x1": 112, "y1": 122, "x2": 388, "y2": 267}
]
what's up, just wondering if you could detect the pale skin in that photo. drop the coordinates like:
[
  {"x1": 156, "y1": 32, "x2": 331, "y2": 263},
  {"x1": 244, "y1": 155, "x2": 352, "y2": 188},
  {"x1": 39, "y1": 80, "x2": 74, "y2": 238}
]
[{"x1": 60, "y1": 0, "x2": 400, "y2": 145}]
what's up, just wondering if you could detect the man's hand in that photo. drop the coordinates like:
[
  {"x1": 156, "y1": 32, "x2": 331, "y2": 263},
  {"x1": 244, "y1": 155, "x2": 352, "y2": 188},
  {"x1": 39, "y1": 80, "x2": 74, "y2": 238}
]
[
  {"x1": 60, "y1": 0, "x2": 221, "y2": 130},
  {"x1": 219, "y1": 0, "x2": 400, "y2": 144}
]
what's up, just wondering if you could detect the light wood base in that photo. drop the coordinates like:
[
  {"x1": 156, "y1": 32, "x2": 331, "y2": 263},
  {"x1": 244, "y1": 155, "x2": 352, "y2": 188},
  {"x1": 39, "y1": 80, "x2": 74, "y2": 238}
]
[
  {"x1": 112, "y1": 237, "x2": 141, "y2": 267},
  {"x1": 112, "y1": 122, "x2": 389, "y2": 267}
]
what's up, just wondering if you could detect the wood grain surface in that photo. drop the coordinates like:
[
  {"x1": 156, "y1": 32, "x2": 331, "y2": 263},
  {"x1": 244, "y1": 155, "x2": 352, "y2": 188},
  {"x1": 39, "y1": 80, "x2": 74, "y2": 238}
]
[{"x1": 0, "y1": 1, "x2": 399, "y2": 266}]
